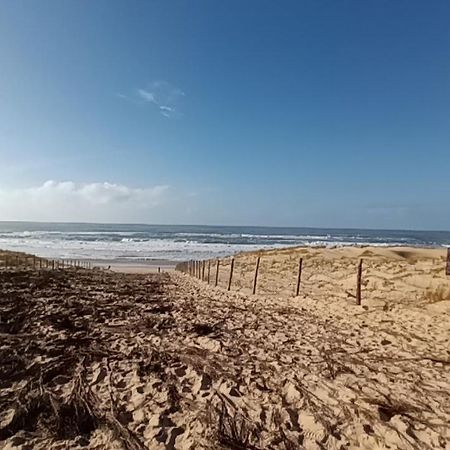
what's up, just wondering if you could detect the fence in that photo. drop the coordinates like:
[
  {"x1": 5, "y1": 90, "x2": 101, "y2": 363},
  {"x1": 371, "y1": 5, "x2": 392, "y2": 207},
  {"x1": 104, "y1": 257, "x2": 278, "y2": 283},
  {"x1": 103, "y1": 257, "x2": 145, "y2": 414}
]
[
  {"x1": 0, "y1": 252, "x2": 93, "y2": 271},
  {"x1": 176, "y1": 249, "x2": 450, "y2": 306},
  {"x1": 176, "y1": 257, "x2": 363, "y2": 304}
]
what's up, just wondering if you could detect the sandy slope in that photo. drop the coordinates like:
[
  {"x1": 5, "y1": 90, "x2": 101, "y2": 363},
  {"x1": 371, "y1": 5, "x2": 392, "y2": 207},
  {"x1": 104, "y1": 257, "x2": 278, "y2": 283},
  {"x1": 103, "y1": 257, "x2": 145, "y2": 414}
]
[
  {"x1": 1, "y1": 246, "x2": 449, "y2": 449},
  {"x1": 210, "y1": 246, "x2": 450, "y2": 308}
]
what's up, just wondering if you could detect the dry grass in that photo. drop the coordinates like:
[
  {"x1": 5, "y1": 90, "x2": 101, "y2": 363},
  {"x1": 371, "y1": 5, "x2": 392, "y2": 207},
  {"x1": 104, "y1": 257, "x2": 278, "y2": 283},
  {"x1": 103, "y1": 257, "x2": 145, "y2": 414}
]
[{"x1": 423, "y1": 284, "x2": 450, "y2": 303}]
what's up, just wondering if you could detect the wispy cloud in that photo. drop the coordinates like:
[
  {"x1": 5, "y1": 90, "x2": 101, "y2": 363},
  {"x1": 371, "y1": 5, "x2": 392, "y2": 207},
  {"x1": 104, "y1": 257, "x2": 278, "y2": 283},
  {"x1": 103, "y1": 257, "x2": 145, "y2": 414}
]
[
  {"x1": 119, "y1": 81, "x2": 185, "y2": 118},
  {"x1": 137, "y1": 89, "x2": 155, "y2": 103},
  {"x1": 0, "y1": 181, "x2": 171, "y2": 222}
]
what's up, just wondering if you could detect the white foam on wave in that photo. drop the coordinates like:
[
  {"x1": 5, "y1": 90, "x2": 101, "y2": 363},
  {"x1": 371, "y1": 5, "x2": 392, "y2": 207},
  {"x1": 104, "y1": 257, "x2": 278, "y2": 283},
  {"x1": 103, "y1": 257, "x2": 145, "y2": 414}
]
[
  {"x1": 1, "y1": 225, "x2": 447, "y2": 261},
  {"x1": 0, "y1": 235, "x2": 291, "y2": 261},
  {"x1": 0, "y1": 233, "x2": 427, "y2": 262}
]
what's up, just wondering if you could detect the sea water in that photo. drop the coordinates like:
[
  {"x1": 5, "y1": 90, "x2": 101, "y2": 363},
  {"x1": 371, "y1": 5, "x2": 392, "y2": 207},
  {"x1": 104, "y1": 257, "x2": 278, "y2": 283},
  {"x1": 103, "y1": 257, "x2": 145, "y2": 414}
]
[{"x1": 0, "y1": 221, "x2": 449, "y2": 262}]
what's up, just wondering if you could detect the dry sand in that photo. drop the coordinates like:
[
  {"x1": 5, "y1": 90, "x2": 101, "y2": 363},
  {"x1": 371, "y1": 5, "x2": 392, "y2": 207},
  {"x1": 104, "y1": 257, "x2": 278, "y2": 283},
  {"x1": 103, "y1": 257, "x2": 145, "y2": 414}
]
[
  {"x1": 93, "y1": 260, "x2": 176, "y2": 274},
  {"x1": 0, "y1": 246, "x2": 449, "y2": 449}
]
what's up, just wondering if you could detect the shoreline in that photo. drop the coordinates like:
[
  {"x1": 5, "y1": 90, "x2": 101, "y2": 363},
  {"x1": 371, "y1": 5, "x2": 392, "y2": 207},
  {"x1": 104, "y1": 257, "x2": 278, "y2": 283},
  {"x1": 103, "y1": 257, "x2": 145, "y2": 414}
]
[{"x1": 90, "y1": 258, "x2": 176, "y2": 273}]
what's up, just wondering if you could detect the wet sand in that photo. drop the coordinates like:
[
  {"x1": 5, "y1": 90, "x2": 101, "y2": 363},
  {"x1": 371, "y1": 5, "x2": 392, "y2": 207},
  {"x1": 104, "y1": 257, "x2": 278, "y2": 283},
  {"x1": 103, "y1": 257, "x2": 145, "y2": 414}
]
[{"x1": 0, "y1": 247, "x2": 449, "y2": 449}]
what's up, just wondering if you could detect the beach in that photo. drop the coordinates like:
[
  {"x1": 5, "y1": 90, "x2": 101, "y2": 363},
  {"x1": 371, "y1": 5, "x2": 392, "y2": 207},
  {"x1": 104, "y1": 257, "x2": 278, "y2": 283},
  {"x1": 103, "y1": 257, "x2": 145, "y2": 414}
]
[
  {"x1": 0, "y1": 246, "x2": 449, "y2": 449},
  {"x1": 2, "y1": 0, "x2": 450, "y2": 448}
]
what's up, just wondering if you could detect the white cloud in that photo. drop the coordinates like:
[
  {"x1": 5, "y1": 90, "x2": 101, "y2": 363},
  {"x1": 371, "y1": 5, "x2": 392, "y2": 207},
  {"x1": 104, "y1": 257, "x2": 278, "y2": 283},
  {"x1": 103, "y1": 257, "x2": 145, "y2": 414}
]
[
  {"x1": 133, "y1": 81, "x2": 185, "y2": 118},
  {"x1": 137, "y1": 89, "x2": 156, "y2": 103},
  {"x1": 0, "y1": 180, "x2": 171, "y2": 222}
]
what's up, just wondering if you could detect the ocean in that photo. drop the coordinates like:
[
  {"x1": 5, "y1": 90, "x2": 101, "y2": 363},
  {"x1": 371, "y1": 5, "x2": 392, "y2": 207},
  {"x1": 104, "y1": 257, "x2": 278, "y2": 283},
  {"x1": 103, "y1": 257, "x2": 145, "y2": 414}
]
[{"x1": 0, "y1": 222, "x2": 449, "y2": 263}]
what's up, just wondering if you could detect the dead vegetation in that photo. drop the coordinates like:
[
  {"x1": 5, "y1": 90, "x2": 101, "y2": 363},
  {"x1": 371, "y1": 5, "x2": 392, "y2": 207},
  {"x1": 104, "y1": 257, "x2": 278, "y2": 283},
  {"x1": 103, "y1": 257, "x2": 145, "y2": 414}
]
[
  {"x1": 423, "y1": 284, "x2": 450, "y2": 303},
  {"x1": 0, "y1": 269, "x2": 164, "y2": 449},
  {"x1": 215, "y1": 403, "x2": 262, "y2": 450},
  {"x1": 1, "y1": 268, "x2": 449, "y2": 449}
]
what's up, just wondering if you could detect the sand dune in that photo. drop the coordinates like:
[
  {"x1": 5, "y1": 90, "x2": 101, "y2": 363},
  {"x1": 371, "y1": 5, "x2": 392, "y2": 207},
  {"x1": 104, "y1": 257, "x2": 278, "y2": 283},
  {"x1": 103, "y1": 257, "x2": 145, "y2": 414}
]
[{"x1": 208, "y1": 246, "x2": 450, "y2": 309}]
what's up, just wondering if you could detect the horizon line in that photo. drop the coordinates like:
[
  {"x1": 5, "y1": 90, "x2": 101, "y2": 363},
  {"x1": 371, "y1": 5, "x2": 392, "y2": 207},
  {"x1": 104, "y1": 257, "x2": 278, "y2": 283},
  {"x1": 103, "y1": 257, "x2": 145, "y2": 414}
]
[{"x1": 0, "y1": 220, "x2": 449, "y2": 234}]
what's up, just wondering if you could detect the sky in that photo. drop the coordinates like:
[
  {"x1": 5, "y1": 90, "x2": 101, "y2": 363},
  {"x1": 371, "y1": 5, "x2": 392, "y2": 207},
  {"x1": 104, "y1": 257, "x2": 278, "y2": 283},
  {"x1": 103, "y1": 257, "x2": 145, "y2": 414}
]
[{"x1": 0, "y1": 0, "x2": 449, "y2": 229}]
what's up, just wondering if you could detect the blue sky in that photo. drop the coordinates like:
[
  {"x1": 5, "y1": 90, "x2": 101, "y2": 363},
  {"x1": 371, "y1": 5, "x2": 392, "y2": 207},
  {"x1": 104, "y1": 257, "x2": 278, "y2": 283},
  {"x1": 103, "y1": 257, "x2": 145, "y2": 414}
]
[{"x1": 0, "y1": 0, "x2": 449, "y2": 229}]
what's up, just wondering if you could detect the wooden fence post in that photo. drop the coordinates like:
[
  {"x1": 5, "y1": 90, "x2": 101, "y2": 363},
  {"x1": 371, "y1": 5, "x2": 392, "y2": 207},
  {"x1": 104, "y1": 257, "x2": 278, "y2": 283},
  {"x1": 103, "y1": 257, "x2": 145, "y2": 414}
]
[
  {"x1": 215, "y1": 260, "x2": 220, "y2": 287},
  {"x1": 446, "y1": 248, "x2": 450, "y2": 275},
  {"x1": 296, "y1": 257, "x2": 303, "y2": 296},
  {"x1": 227, "y1": 258, "x2": 235, "y2": 291},
  {"x1": 207, "y1": 260, "x2": 211, "y2": 284},
  {"x1": 202, "y1": 261, "x2": 205, "y2": 281},
  {"x1": 356, "y1": 259, "x2": 363, "y2": 305},
  {"x1": 52, "y1": 260, "x2": 55, "y2": 270},
  {"x1": 252, "y1": 256, "x2": 260, "y2": 295}
]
